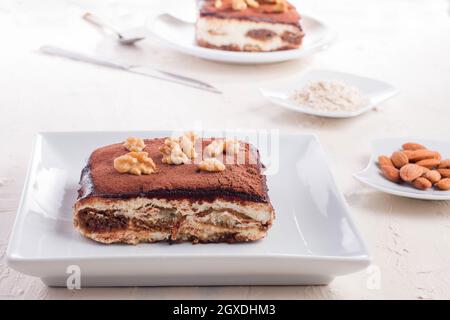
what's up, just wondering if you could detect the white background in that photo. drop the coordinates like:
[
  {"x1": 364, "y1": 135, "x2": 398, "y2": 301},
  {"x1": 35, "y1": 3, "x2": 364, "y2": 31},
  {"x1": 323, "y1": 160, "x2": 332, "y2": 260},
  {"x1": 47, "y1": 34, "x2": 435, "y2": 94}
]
[{"x1": 0, "y1": 0, "x2": 450, "y2": 299}]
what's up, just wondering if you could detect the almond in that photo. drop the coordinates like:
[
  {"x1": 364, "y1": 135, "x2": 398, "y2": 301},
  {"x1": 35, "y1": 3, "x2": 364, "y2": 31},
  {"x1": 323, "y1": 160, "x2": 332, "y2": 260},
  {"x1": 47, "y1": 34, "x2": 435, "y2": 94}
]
[
  {"x1": 415, "y1": 158, "x2": 440, "y2": 169},
  {"x1": 378, "y1": 155, "x2": 394, "y2": 168},
  {"x1": 419, "y1": 166, "x2": 430, "y2": 174},
  {"x1": 403, "y1": 150, "x2": 414, "y2": 159},
  {"x1": 412, "y1": 177, "x2": 432, "y2": 190},
  {"x1": 438, "y1": 159, "x2": 450, "y2": 169},
  {"x1": 436, "y1": 178, "x2": 450, "y2": 191},
  {"x1": 378, "y1": 143, "x2": 450, "y2": 190},
  {"x1": 391, "y1": 151, "x2": 409, "y2": 169},
  {"x1": 423, "y1": 170, "x2": 441, "y2": 184},
  {"x1": 380, "y1": 165, "x2": 401, "y2": 182},
  {"x1": 407, "y1": 149, "x2": 440, "y2": 162},
  {"x1": 433, "y1": 152, "x2": 442, "y2": 161},
  {"x1": 400, "y1": 164, "x2": 424, "y2": 182},
  {"x1": 437, "y1": 169, "x2": 450, "y2": 178},
  {"x1": 402, "y1": 142, "x2": 426, "y2": 151}
]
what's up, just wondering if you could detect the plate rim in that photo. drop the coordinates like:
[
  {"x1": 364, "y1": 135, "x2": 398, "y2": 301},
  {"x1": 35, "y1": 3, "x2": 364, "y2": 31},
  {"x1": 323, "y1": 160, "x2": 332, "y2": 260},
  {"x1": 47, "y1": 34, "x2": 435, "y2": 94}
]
[
  {"x1": 7, "y1": 131, "x2": 370, "y2": 268},
  {"x1": 147, "y1": 13, "x2": 338, "y2": 64}
]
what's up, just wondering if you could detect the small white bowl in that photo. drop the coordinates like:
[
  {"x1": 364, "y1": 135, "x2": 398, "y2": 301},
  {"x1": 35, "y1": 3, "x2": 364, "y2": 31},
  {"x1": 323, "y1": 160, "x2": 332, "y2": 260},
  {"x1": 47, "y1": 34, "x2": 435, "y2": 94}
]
[
  {"x1": 260, "y1": 70, "x2": 398, "y2": 118},
  {"x1": 354, "y1": 138, "x2": 450, "y2": 200}
]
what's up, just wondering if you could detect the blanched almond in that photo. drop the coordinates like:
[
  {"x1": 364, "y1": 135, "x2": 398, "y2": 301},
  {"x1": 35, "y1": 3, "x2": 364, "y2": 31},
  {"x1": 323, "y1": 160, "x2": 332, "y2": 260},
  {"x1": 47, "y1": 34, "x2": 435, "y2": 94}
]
[
  {"x1": 415, "y1": 158, "x2": 440, "y2": 169},
  {"x1": 438, "y1": 159, "x2": 450, "y2": 169},
  {"x1": 378, "y1": 155, "x2": 394, "y2": 168},
  {"x1": 380, "y1": 165, "x2": 401, "y2": 182},
  {"x1": 402, "y1": 142, "x2": 426, "y2": 151},
  {"x1": 400, "y1": 164, "x2": 424, "y2": 182},
  {"x1": 423, "y1": 170, "x2": 441, "y2": 184},
  {"x1": 407, "y1": 149, "x2": 440, "y2": 162},
  {"x1": 412, "y1": 177, "x2": 432, "y2": 190},
  {"x1": 437, "y1": 169, "x2": 450, "y2": 178},
  {"x1": 436, "y1": 178, "x2": 450, "y2": 190},
  {"x1": 391, "y1": 151, "x2": 409, "y2": 168}
]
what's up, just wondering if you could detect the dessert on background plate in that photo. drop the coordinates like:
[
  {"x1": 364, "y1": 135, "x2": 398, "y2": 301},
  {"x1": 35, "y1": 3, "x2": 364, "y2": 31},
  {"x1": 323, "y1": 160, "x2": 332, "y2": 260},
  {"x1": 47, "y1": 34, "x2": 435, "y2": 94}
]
[
  {"x1": 147, "y1": 7, "x2": 335, "y2": 64},
  {"x1": 196, "y1": 0, "x2": 304, "y2": 52},
  {"x1": 73, "y1": 133, "x2": 275, "y2": 245}
]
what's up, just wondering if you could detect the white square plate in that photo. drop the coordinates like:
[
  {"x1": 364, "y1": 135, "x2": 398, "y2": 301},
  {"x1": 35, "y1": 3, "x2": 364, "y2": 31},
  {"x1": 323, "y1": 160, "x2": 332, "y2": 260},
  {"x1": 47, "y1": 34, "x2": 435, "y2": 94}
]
[
  {"x1": 260, "y1": 70, "x2": 398, "y2": 118},
  {"x1": 7, "y1": 131, "x2": 369, "y2": 286},
  {"x1": 354, "y1": 138, "x2": 450, "y2": 200},
  {"x1": 147, "y1": 14, "x2": 336, "y2": 64}
]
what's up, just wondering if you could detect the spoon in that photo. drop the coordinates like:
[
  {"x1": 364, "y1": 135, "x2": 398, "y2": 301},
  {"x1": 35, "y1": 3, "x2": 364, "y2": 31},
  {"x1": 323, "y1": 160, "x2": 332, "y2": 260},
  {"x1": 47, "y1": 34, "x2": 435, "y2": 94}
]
[{"x1": 82, "y1": 12, "x2": 146, "y2": 45}]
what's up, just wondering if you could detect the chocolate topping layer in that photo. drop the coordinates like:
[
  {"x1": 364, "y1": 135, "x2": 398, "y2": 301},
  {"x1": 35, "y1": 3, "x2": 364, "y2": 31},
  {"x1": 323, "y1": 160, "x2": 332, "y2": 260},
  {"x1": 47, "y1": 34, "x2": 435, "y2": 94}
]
[
  {"x1": 78, "y1": 138, "x2": 270, "y2": 203},
  {"x1": 199, "y1": 0, "x2": 301, "y2": 26}
]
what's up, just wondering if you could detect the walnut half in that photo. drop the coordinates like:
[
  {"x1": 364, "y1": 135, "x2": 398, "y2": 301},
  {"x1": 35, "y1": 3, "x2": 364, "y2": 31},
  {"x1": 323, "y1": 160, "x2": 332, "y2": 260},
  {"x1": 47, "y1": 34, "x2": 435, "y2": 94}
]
[
  {"x1": 159, "y1": 138, "x2": 190, "y2": 165},
  {"x1": 229, "y1": 0, "x2": 286, "y2": 12},
  {"x1": 246, "y1": 0, "x2": 260, "y2": 8},
  {"x1": 232, "y1": 0, "x2": 247, "y2": 10},
  {"x1": 262, "y1": 0, "x2": 288, "y2": 13},
  {"x1": 224, "y1": 139, "x2": 240, "y2": 155},
  {"x1": 113, "y1": 152, "x2": 157, "y2": 175},
  {"x1": 123, "y1": 137, "x2": 145, "y2": 152},
  {"x1": 179, "y1": 131, "x2": 198, "y2": 159},
  {"x1": 205, "y1": 140, "x2": 225, "y2": 157},
  {"x1": 205, "y1": 139, "x2": 240, "y2": 157},
  {"x1": 198, "y1": 158, "x2": 226, "y2": 172}
]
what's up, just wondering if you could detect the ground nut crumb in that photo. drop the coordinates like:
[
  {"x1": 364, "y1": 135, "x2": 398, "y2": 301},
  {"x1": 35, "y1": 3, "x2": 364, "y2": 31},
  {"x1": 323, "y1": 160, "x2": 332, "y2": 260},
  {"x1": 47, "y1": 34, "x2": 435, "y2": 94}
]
[{"x1": 290, "y1": 80, "x2": 368, "y2": 113}]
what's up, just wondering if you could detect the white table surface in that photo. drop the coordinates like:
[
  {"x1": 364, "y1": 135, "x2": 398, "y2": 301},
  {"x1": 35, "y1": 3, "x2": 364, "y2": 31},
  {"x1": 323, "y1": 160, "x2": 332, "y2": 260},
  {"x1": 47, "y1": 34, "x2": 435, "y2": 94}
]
[{"x1": 1, "y1": 0, "x2": 450, "y2": 299}]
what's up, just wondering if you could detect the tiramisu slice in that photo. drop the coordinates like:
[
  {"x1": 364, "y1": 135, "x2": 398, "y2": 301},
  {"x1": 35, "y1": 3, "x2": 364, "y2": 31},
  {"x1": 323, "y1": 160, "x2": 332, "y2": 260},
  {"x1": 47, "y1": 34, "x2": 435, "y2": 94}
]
[
  {"x1": 73, "y1": 135, "x2": 275, "y2": 244},
  {"x1": 196, "y1": 0, "x2": 304, "y2": 52}
]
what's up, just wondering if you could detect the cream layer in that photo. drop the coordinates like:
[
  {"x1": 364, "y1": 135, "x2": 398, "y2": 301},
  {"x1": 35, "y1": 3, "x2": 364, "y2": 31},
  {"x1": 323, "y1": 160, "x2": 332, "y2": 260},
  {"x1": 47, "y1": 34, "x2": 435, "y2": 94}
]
[{"x1": 196, "y1": 16, "x2": 302, "y2": 51}]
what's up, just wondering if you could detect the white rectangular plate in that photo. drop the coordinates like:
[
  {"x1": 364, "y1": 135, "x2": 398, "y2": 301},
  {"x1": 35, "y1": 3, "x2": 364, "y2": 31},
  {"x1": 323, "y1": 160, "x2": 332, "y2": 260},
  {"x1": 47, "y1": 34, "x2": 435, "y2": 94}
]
[
  {"x1": 7, "y1": 131, "x2": 369, "y2": 286},
  {"x1": 354, "y1": 138, "x2": 450, "y2": 200}
]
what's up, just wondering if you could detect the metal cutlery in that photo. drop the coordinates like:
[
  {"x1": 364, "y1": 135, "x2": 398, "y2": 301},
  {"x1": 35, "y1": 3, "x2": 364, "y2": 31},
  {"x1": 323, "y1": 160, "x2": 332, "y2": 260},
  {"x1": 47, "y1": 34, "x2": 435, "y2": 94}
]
[
  {"x1": 82, "y1": 12, "x2": 146, "y2": 45},
  {"x1": 39, "y1": 45, "x2": 221, "y2": 94}
]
